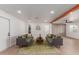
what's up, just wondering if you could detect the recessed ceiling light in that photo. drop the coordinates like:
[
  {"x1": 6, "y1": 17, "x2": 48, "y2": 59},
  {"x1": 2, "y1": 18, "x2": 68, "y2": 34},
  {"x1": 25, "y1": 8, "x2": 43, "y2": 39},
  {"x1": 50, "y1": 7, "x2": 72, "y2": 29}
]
[
  {"x1": 17, "y1": 10, "x2": 22, "y2": 14},
  {"x1": 50, "y1": 10, "x2": 54, "y2": 14}
]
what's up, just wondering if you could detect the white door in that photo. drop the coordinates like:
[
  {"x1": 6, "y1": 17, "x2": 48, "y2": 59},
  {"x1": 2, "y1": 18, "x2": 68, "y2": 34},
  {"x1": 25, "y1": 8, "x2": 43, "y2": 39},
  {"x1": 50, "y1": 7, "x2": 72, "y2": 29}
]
[{"x1": 0, "y1": 18, "x2": 9, "y2": 52}]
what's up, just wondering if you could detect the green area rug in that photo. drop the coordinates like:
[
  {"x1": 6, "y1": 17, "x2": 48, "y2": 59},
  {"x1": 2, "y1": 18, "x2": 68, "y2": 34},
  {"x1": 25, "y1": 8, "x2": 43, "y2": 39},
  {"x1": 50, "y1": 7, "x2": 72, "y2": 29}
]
[{"x1": 17, "y1": 43, "x2": 60, "y2": 55}]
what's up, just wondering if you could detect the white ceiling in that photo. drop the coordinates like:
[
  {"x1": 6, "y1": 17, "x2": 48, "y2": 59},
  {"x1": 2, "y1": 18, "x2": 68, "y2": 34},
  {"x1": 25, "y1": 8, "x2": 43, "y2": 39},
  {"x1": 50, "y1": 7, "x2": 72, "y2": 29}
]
[
  {"x1": 0, "y1": 4, "x2": 76, "y2": 23},
  {"x1": 54, "y1": 8, "x2": 79, "y2": 24}
]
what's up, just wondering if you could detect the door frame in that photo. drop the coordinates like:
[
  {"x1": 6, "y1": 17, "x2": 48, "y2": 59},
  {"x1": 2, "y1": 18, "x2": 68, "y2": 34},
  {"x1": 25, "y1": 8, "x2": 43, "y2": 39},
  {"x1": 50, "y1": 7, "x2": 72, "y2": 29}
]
[{"x1": 0, "y1": 16, "x2": 11, "y2": 47}]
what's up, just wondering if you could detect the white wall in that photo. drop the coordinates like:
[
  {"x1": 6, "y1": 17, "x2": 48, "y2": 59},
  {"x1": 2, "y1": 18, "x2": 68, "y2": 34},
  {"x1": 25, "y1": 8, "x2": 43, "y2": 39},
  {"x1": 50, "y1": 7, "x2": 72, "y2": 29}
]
[
  {"x1": 66, "y1": 9, "x2": 79, "y2": 39},
  {"x1": 25, "y1": 22, "x2": 52, "y2": 39},
  {"x1": 10, "y1": 18, "x2": 25, "y2": 46},
  {"x1": 52, "y1": 24, "x2": 65, "y2": 35},
  {"x1": 0, "y1": 10, "x2": 26, "y2": 51}
]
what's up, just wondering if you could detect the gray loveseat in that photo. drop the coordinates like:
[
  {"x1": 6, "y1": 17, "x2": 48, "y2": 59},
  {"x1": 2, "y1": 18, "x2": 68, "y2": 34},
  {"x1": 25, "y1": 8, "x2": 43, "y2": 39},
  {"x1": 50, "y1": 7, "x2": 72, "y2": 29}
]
[
  {"x1": 46, "y1": 34, "x2": 63, "y2": 48},
  {"x1": 16, "y1": 34, "x2": 33, "y2": 47}
]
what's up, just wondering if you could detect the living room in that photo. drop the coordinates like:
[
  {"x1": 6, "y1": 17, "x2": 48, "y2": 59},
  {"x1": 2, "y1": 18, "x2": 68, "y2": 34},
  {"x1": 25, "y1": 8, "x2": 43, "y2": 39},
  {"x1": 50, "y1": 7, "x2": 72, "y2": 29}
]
[{"x1": 0, "y1": 4, "x2": 79, "y2": 55}]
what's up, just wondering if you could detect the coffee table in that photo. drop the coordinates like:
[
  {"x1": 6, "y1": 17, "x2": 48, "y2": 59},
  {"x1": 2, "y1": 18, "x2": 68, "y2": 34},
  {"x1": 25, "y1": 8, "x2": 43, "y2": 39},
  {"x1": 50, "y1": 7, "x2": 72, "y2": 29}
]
[{"x1": 36, "y1": 37, "x2": 44, "y2": 44}]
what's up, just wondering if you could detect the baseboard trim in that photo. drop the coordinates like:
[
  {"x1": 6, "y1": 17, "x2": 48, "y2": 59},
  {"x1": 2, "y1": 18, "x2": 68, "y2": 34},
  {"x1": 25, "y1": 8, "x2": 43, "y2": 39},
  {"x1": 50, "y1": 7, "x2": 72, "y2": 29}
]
[
  {"x1": 65, "y1": 36, "x2": 79, "y2": 40},
  {"x1": 0, "y1": 44, "x2": 16, "y2": 53}
]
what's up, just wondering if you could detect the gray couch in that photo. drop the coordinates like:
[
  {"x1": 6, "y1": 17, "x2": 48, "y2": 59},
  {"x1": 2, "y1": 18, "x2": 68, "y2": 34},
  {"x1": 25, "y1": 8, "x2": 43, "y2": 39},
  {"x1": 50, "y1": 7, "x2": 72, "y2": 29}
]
[
  {"x1": 46, "y1": 34, "x2": 56, "y2": 46},
  {"x1": 46, "y1": 34, "x2": 63, "y2": 48},
  {"x1": 16, "y1": 34, "x2": 33, "y2": 47},
  {"x1": 52, "y1": 36, "x2": 63, "y2": 48}
]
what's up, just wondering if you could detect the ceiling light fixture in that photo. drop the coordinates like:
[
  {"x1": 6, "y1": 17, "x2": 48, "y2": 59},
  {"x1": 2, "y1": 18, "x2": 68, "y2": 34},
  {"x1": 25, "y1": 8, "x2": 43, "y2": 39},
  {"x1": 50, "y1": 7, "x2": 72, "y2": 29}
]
[
  {"x1": 50, "y1": 10, "x2": 54, "y2": 14},
  {"x1": 17, "y1": 10, "x2": 22, "y2": 14}
]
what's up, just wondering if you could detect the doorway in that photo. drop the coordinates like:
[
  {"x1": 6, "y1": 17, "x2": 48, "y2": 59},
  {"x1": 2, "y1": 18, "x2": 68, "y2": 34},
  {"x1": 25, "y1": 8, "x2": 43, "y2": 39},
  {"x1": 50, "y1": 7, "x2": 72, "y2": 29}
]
[{"x1": 0, "y1": 17, "x2": 10, "y2": 52}]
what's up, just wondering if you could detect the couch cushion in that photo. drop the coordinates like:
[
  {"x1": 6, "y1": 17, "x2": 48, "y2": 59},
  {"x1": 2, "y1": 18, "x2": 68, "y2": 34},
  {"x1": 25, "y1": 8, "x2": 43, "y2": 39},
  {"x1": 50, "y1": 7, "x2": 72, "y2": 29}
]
[
  {"x1": 47, "y1": 34, "x2": 52, "y2": 38},
  {"x1": 28, "y1": 34, "x2": 32, "y2": 37}
]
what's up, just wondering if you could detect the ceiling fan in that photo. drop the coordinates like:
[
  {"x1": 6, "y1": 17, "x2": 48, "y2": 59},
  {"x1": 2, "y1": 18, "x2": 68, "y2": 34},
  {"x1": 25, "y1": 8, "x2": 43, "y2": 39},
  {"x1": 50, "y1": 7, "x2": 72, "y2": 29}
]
[{"x1": 64, "y1": 19, "x2": 73, "y2": 23}]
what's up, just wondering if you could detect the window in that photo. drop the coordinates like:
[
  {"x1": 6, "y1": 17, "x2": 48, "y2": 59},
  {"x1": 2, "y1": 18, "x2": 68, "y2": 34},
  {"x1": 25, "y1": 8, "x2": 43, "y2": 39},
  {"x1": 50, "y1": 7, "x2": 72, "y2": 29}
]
[{"x1": 70, "y1": 24, "x2": 78, "y2": 32}]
